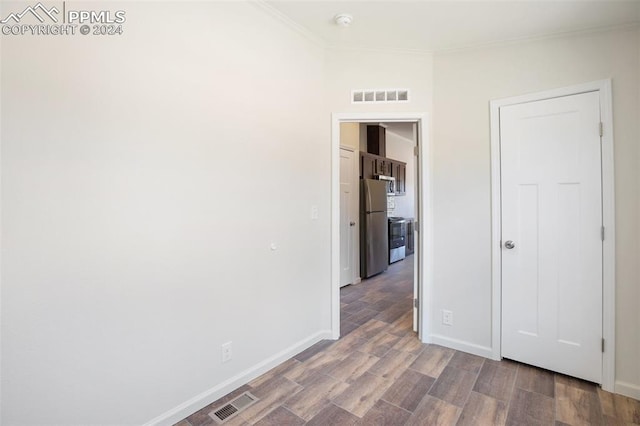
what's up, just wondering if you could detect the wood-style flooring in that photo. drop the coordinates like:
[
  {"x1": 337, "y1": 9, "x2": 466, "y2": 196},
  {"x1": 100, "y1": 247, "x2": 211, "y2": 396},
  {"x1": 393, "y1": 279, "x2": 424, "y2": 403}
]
[{"x1": 177, "y1": 256, "x2": 640, "y2": 425}]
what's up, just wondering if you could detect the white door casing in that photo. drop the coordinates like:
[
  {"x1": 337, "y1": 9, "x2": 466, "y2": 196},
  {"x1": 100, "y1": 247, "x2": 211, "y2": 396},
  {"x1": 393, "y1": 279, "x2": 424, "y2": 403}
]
[
  {"x1": 340, "y1": 147, "x2": 357, "y2": 287},
  {"x1": 331, "y1": 113, "x2": 430, "y2": 342},
  {"x1": 500, "y1": 92, "x2": 602, "y2": 383},
  {"x1": 490, "y1": 79, "x2": 616, "y2": 392}
]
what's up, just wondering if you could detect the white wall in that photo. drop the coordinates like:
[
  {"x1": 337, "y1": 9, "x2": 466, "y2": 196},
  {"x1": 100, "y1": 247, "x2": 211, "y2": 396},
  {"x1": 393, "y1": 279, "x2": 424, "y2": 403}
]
[
  {"x1": 0, "y1": 2, "x2": 330, "y2": 424},
  {"x1": 385, "y1": 129, "x2": 416, "y2": 219},
  {"x1": 325, "y1": 48, "x2": 434, "y2": 115},
  {"x1": 433, "y1": 27, "x2": 640, "y2": 396}
]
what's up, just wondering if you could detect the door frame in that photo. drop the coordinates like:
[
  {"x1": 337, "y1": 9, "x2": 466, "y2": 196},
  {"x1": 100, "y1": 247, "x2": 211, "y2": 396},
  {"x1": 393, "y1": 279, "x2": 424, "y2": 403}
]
[
  {"x1": 331, "y1": 112, "x2": 431, "y2": 342},
  {"x1": 489, "y1": 79, "x2": 615, "y2": 391}
]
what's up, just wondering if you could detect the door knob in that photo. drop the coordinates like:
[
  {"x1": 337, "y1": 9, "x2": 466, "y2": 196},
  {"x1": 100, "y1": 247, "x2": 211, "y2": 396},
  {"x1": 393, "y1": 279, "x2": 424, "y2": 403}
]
[
  {"x1": 350, "y1": 221, "x2": 356, "y2": 226},
  {"x1": 504, "y1": 240, "x2": 515, "y2": 249}
]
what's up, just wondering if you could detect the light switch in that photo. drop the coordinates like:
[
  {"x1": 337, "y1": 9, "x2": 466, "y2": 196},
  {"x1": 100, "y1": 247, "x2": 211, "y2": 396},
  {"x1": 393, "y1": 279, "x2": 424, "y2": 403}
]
[{"x1": 311, "y1": 205, "x2": 319, "y2": 220}]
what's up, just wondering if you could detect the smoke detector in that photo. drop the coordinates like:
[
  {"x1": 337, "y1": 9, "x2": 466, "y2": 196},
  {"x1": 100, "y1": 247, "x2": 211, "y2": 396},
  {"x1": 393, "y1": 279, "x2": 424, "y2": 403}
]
[{"x1": 334, "y1": 13, "x2": 353, "y2": 27}]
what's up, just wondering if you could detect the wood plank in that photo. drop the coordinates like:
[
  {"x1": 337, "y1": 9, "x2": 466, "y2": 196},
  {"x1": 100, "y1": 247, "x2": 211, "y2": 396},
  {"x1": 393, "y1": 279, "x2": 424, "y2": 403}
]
[
  {"x1": 428, "y1": 365, "x2": 478, "y2": 407},
  {"x1": 348, "y1": 308, "x2": 381, "y2": 325},
  {"x1": 283, "y1": 351, "x2": 344, "y2": 385},
  {"x1": 284, "y1": 373, "x2": 350, "y2": 421},
  {"x1": 598, "y1": 389, "x2": 640, "y2": 425},
  {"x1": 349, "y1": 319, "x2": 390, "y2": 340},
  {"x1": 325, "y1": 351, "x2": 380, "y2": 383},
  {"x1": 375, "y1": 303, "x2": 411, "y2": 323},
  {"x1": 369, "y1": 348, "x2": 417, "y2": 381},
  {"x1": 392, "y1": 333, "x2": 425, "y2": 355},
  {"x1": 408, "y1": 344, "x2": 455, "y2": 378},
  {"x1": 358, "y1": 399, "x2": 412, "y2": 426},
  {"x1": 405, "y1": 395, "x2": 461, "y2": 426},
  {"x1": 305, "y1": 404, "x2": 359, "y2": 426},
  {"x1": 358, "y1": 332, "x2": 401, "y2": 358},
  {"x1": 384, "y1": 311, "x2": 414, "y2": 337},
  {"x1": 447, "y1": 351, "x2": 485, "y2": 374},
  {"x1": 381, "y1": 369, "x2": 435, "y2": 412},
  {"x1": 333, "y1": 372, "x2": 393, "y2": 417},
  {"x1": 238, "y1": 376, "x2": 302, "y2": 424},
  {"x1": 293, "y1": 340, "x2": 334, "y2": 362},
  {"x1": 473, "y1": 359, "x2": 517, "y2": 402},
  {"x1": 249, "y1": 358, "x2": 300, "y2": 388},
  {"x1": 555, "y1": 373, "x2": 598, "y2": 394},
  {"x1": 555, "y1": 382, "x2": 603, "y2": 425},
  {"x1": 342, "y1": 300, "x2": 373, "y2": 315},
  {"x1": 457, "y1": 391, "x2": 507, "y2": 426},
  {"x1": 505, "y1": 388, "x2": 554, "y2": 426},
  {"x1": 253, "y1": 406, "x2": 305, "y2": 426},
  {"x1": 515, "y1": 364, "x2": 555, "y2": 398}
]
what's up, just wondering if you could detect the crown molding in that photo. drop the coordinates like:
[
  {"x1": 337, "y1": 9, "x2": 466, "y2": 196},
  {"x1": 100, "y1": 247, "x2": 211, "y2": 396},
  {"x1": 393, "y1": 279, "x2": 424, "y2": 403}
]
[
  {"x1": 435, "y1": 22, "x2": 640, "y2": 55},
  {"x1": 250, "y1": 0, "x2": 326, "y2": 48},
  {"x1": 249, "y1": 3, "x2": 638, "y2": 57},
  {"x1": 326, "y1": 44, "x2": 434, "y2": 56}
]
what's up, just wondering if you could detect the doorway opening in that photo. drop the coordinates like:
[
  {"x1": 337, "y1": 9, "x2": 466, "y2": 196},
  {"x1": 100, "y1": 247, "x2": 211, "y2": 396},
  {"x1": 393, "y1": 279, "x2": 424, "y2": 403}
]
[{"x1": 331, "y1": 112, "x2": 431, "y2": 344}]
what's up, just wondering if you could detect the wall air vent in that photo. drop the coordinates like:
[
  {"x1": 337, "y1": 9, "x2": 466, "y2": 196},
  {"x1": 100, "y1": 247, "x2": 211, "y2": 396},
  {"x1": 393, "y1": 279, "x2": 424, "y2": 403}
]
[
  {"x1": 211, "y1": 392, "x2": 259, "y2": 424},
  {"x1": 352, "y1": 88, "x2": 410, "y2": 104}
]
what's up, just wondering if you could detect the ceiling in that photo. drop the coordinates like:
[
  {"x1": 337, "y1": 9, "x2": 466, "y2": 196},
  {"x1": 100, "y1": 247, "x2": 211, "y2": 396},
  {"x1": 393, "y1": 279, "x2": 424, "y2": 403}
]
[{"x1": 265, "y1": 1, "x2": 640, "y2": 52}]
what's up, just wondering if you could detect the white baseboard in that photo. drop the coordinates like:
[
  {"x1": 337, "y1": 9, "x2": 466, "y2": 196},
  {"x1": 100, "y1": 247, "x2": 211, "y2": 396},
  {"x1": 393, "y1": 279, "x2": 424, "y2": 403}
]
[
  {"x1": 144, "y1": 329, "x2": 334, "y2": 426},
  {"x1": 615, "y1": 381, "x2": 640, "y2": 400},
  {"x1": 428, "y1": 334, "x2": 494, "y2": 359}
]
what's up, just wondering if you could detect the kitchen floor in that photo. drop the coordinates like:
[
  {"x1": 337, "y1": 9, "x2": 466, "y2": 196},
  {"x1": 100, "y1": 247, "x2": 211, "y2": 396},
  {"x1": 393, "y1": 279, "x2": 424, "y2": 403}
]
[{"x1": 177, "y1": 256, "x2": 640, "y2": 425}]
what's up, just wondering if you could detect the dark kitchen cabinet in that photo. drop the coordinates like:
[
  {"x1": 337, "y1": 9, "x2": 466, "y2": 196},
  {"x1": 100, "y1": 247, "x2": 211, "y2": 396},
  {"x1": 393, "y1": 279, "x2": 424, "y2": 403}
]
[
  {"x1": 375, "y1": 158, "x2": 392, "y2": 176},
  {"x1": 360, "y1": 153, "x2": 376, "y2": 179},
  {"x1": 394, "y1": 162, "x2": 407, "y2": 195},
  {"x1": 360, "y1": 152, "x2": 407, "y2": 196},
  {"x1": 367, "y1": 125, "x2": 386, "y2": 157},
  {"x1": 360, "y1": 152, "x2": 385, "y2": 179}
]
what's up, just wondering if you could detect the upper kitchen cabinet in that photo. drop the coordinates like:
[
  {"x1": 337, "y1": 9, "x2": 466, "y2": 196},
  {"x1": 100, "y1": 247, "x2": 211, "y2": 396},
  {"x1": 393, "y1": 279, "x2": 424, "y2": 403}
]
[
  {"x1": 360, "y1": 153, "x2": 374, "y2": 179},
  {"x1": 393, "y1": 161, "x2": 407, "y2": 195},
  {"x1": 367, "y1": 125, "x2": 386, "y2": 157},
  {"x1": 361, "y1": 152, "x2": 387, "y2": 179},
  {"x1": 359, "y1": 151, "x2": 406, "y2": 196}
]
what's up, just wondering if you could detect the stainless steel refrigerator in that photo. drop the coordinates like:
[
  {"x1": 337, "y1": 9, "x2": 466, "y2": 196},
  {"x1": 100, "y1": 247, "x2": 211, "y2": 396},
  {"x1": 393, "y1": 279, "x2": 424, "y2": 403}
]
[{"x1": 360, "y1": 179, "x2": 389, "y2": 278}]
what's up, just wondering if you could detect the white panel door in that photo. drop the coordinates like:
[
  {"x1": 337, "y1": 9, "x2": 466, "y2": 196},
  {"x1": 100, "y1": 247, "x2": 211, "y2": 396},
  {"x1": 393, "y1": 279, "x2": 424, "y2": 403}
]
[
  {"x1": 501, "y1": 92, "x2": 603, "y2": 383},
  {"x1": 340, "y1": 148, "x2": 356, "y2": 287}
]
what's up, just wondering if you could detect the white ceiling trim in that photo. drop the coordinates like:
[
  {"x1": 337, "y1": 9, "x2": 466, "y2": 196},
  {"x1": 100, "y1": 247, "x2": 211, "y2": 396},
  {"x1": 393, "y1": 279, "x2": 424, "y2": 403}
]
[
  {"x1": 255, "y1": 1, "x2": 639, "y2": 57},
  {"x1": 326, "y1": 44, "x2": 434, "y2": 55},
  {"x1": 436, "y1": 21, "x2": 640, "y2": 55},
  {"x1": 324, "y1": 21, "x2": 640, "y2": 57},
  {"x1": 250, "y1": 0, "x2": 326, "y2": 47}
]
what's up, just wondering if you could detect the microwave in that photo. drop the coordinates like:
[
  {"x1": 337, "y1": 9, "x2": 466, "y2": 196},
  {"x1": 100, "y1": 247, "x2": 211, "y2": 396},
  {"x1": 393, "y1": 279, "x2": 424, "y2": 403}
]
[{"x1": 375, "y1": 175, "x2": 396, "y2": 195}]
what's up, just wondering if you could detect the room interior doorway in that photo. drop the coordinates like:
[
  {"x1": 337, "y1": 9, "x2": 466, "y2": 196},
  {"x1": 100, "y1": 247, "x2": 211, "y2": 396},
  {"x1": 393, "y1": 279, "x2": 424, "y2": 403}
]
[{"x1": 331, "y1": 112, "x2": 431, "y2": 343}]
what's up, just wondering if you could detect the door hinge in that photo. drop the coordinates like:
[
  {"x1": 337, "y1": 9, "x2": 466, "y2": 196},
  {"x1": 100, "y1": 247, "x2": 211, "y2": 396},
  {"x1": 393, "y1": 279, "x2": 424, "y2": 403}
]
[
  {"x1": 599, "y1": 122, "x2": 604, "y2": 137},
  {"x1": 601, "y1": 226, "x2": 605, "y2": 241},
  {"x1": 602, "y1": 338, "x2": 605, "y2": 353},
  {"x1": 414, "y1": 298, "x2": 419, "y2": 309},
  {"x1": 414, "y1": 221, "x2": 419, "y2": 232},
  {"x1": 414, "y1": 146, "x2": 419, "y2": 157}
]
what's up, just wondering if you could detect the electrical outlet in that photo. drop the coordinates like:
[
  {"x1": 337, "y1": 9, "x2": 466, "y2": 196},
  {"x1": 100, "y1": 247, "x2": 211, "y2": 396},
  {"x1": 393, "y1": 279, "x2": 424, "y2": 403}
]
[
  {"x1": 442, "y1": 310, "x2": 453, "y2": 326},
  {"x1": 221, "y1": 341, "x2": 233, "y2": 363}
]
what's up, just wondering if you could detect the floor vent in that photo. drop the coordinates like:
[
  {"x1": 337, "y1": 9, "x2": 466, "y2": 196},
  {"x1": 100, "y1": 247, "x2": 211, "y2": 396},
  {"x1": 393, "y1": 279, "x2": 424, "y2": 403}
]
[
  {"x1": 352, "y1": 88, "x2": 410, "y2": 104},
  {"x1": 211, "y1": 392, "x2": 259, "y2": 424}
]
